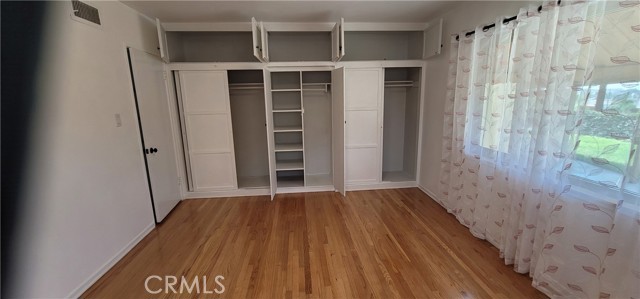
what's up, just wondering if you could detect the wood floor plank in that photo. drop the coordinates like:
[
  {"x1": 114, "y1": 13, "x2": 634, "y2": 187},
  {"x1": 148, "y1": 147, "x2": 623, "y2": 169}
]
[{"x1": 82, "y1": 188, "x2": 546, "y2": 299}]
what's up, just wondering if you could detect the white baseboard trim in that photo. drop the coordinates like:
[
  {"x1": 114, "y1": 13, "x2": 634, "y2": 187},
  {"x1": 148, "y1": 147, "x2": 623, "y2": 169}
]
[
  {"x1": 417, "y1": 184, "x2": 440, "y2": 202},
  {"x1": 67, "y1": 222, "x2": 155, "y2": 298},
  {"x1": 185, "y1": 188, "x2": 270, "y2": 199},
  {"x1": 346, "y1": 181, "x2": 417, "y2": 191},
  {"x1": 276, "y1": 186, "x2": 335, "y2": 194}
]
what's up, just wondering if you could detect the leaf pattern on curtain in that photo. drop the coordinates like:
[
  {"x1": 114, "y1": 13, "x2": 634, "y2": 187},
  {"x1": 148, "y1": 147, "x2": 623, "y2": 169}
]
[{"x1": 438, "y1": 1, "x2": 640, "y2": 298}]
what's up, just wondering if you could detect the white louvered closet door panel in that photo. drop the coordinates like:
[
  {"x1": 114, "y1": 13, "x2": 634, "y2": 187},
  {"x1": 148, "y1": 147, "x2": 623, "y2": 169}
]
[{"x1": 179, "y1": 71, "x2": 237, "y2": 191}]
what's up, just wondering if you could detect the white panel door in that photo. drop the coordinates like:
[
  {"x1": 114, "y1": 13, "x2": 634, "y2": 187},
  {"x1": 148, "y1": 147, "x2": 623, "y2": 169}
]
[
  {"x1": 179, "y1": 70, "x2": 237, "y2": 191},
  {"x1": 332, "y1": 67, "x2": 345, "y2": 196},
  {"x1": 345, "y1": 69, "x2": 382, "y2": 109},
  {"x1": 344, "y1": 68, "x2": 383, "y2": 184},
  {"x1": 346, "y1": 148, "x2": 380, "y2": 183},
  {"x1": 263, "y1": 70, "x2": 277, "y2": 200},
  {"x1": 127, "y1": 48, "x2": 180, "y2": 222}
]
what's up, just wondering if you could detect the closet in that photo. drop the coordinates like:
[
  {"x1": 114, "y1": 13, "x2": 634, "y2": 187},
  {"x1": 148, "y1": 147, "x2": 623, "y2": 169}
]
[
  {"x1": 176, "y1": 69, "x2": 270, "y2": 192},
  {"x1": 343, "y1": 66, "x2": 422, "y2": 188},
  {"x1": 228, "y1": 70, "x2": 270, "y2": 188},
  {"x1": 267, "y1": 70, "x2": 334, "y2": 189},
  {"x1": 156, "y1": 17, "x2": 441, "y2": 198},
  {"x1": 382, "y1": 67, "x2": 420, "y2": 182}
]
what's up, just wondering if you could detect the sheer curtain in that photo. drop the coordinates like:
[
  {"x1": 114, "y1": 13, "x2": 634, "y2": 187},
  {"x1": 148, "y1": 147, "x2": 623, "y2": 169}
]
[{"x1": 438, "y1": 1, "x2": 640, "y2": 298}]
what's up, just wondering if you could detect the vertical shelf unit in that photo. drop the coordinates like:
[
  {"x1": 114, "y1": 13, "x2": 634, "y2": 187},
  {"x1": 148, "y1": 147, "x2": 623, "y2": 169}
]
[{"x1": 271, "y1": 71, "x2": 306, "y2": 187}]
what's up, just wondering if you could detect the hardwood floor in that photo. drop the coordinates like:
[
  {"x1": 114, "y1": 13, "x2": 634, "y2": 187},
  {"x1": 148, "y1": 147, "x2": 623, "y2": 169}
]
[{"x1": 83, "y1": 188, "x2": 546, "y2": 299}]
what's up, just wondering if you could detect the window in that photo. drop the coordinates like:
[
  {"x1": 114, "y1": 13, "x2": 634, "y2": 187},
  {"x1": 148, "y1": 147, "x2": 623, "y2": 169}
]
[{"x1": 572, "y1": 81, "x2": 640, "y2": 195}]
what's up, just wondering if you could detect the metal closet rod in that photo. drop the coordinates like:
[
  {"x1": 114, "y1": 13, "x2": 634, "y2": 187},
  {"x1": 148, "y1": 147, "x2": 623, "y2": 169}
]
[
  {"x1": 229, "y1": 82, "x2": 264, "y2": 90},
  {"x1": 455, "y1": 0, "x2": 561, "y2": 41}
]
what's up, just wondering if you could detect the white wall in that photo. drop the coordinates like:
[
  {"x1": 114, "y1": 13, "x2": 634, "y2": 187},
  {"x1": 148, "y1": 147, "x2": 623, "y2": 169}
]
[
  {"x1": 9, "y1": 1, "x2": 161, "y2": 297},
  {"x1": 419, "y1": 1, "x2": 537, "y2": 195}
]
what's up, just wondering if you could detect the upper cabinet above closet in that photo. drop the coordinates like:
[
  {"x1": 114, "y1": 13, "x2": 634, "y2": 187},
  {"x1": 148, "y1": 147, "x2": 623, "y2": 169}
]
[
  {"x1": 156, "y1": 18, "x2": 441, "y2": 63},
  {"x1": 251, "y1": 17, "x2": 345, "y2": 63},
  {"x1": 157, "y1": 18, "x2": 260, "y2": 63},
  {"x1": 342, "y1": 20, "x2": 443, "y2": 61}
]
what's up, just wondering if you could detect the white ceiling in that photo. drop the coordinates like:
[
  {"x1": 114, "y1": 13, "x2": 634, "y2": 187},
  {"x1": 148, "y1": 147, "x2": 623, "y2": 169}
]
[{"x1": 121, "y1": 1, "x2": 456, "y2": 23}]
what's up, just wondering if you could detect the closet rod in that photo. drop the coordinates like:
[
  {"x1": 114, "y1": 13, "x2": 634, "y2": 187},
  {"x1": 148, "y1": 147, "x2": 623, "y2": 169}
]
[
  {"x1": 384, "y1": 80, "x2": 415, "y2": 88},
  {"x1": 228, "y1": 82, "x2": 264, "y2": 90},
  {"x1": 455, "y1": 0, "x2": 560, "y2": 41},
  {"x1": 302, "y1": 83, "x2": 330, "y2": 93},
  {"x1": 384, "y1": 84, "x2": 415, "y2": 88},
  {"x1": 229, "y1": 86, "x2": 264, "y2": 90}
]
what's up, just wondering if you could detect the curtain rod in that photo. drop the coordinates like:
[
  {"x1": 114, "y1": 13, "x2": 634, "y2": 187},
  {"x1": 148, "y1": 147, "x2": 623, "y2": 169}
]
[{"x1": 455, "y1": 0, "x2": 560, "y2": 41}]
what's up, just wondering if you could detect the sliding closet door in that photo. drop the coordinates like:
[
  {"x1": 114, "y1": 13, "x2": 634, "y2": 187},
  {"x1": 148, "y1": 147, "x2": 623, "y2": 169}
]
[
  {"x1": 344, "y1": 68, "x2": 383, "y2": 184},
  {"x1": 332, "y1": 67, "x2": 346, "y2": 195},
  {"x1": 263, "y1": 69, "x2": 277, "y2": 200},
  {"x1": 179, "y1": 71, "x2": 238, "y2": 191}
]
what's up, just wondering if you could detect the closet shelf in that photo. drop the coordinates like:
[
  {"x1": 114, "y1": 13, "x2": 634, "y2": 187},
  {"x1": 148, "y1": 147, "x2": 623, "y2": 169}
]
[
  {"x1": 274, "y1": 126, "x2": 303, "y2": 132},
  {"x1": 384, "y1": 80, "x2": 416, "y2": 88},
  {"x1": 275, "y1": 143, "x2": 304, "y2": 152},
  {"x1": 276, "y1": 161, "x2": 304, "y2": 171},
  {"x1": 277, "y1": 177, "x2": 305, "y2": 188},
  {"x1": 305, "y1": 174, "x2": 332, "y2": 187}
]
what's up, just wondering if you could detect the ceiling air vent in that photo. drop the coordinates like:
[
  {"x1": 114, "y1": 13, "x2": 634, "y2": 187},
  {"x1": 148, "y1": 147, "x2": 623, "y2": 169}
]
[{"x1": 71, "y1": 0, "x2": 101, "y2": 26}]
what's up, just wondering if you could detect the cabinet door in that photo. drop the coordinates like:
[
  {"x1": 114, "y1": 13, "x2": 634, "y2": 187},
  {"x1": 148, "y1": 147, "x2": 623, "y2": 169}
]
[
  {"x1": 332, "y1": 67, "x2": 345, "y2": 195},
  {"x1": 252, "y1": 17, "x2": 264, "y2": 62},
  {"x1": 156, "y1": 18, "x2": 170, "y2": 63},
  {"x1": 179, "y1": 71, "x2": 237, "y2": 191},
  {"x1": 331, "y1": 18, "x2": 346, "y2": 62},
  {"x1": 260, "y1": 22, "x2": 270, "y2": 62},
  {"x1": 423, "y1": 18, "x2": 443, "y2": 59},
  {"x1": 263, "y1": 70, "x2": 277, "y2": 200},
  {"x1": 344, "y1": 68, "x2": 383, "y2": 184}
]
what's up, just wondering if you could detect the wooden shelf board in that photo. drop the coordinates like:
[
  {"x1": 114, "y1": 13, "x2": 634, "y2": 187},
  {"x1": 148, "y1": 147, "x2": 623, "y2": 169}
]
[
  {"x1": 275, "y1": 144, "x2": 304, "y2": 152},
  {"x1": 276, "y1": 161, "x2": 304, "y2": 171},
  {"x1": 274, "y1": 126, "x2": 303, "y2": 132}
]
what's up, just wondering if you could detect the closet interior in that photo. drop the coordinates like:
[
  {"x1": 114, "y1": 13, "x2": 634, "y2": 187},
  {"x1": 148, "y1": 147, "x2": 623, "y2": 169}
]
[
  {"x1": 343, "y1": 31, "x2": 425, "y2": 61},
  {"x1": 166, "y1": 31, "x2": 259, "y2": 62},
  {"x1": 267, "y1": 32, "x2": 333, "y2": 62},
  {"x1": 382, "y1": 67, "x2": 421, "y2": 182},
  {"x1": 228, "y1": 70, "x2": 270, "y2": 189}
]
